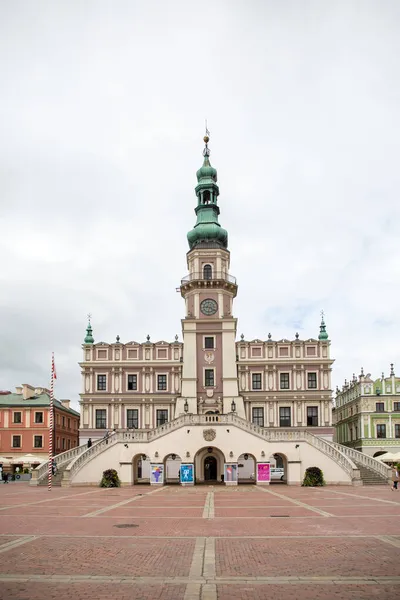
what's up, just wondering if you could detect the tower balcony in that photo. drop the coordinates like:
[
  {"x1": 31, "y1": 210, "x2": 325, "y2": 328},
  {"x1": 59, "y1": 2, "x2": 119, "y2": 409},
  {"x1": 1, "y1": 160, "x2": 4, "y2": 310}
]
[{"x1": 180, "y1": 271, "x2": 238, "y2": 297}]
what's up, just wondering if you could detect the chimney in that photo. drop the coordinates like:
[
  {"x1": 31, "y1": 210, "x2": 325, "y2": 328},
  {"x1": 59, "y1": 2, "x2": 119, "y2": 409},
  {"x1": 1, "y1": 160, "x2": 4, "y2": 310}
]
[
  {"x1": 61, "y1": 399, "x2": 70, "y2": 409},
  {"x1": 22, "y1": 384, "x2": 36, "y2": 400},
  {"x1": 15, "y1": 386, "x2": 23, "y2": 395}
]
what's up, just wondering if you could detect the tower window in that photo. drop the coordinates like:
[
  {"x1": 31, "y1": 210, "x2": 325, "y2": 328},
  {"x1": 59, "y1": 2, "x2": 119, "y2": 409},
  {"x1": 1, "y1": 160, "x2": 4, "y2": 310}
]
[
  {"x1": 279, "y1": 407, "x2": 291, "y2": 427},
  {"x1": 307, "y1": 406, "x2": 318, "y2": 426},
  {"x1": 128, "y1": 374, "x2": 137, "y2": 390},
  {"x1": 127, "y1": 409, "x2": 139, "y2": 429},
  {"x1": 157, "y1": 375, "x2": 167, "y2": 391},
  {"x1": 203, "y1": 190, "x2": 211, "y2": 205},
  {"x1": 252, "y1": 407, "x2": 264, "y2": 426},
  {"x1": 280, "y1": 373, "x2": 290, "y2": 390},
  {"x1": 205, "y1": 369, "x2": 215, "y2": 387},
  {"x1": 203, "y1": 264, "x2": 212, "y2": 280},
  {"x1": 156, "y1": 410, "x2": 168, "y2": 426},
  {"x1": 377, "y1": 424, "x2": 386, "y2": 438},
  {"x1": 252, "y1": 373, "x2": 262, "y2": 390},
  {"x1": 204, "y1": 337, "x2": 214, "y2": 349},
  {"x1": 97, "y1": 374, "x2": 107, "y2": 391},
  {"x1": 307, "y1": 373, "x2": 317, "y2": 389}
]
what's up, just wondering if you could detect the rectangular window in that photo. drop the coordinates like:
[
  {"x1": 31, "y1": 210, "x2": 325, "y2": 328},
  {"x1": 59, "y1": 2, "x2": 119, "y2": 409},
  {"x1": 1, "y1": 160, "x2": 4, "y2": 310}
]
[
  {"x1": 127, "y1": 409, "x2": 139, "y2": 429},
  {"x1": 307, "y1": 373, "x2": 317, "y2": 389},
  {"x1": 157, "y1": 374, "x2": 167, "y2": 391},
  {"x1": 62, "y1": 438, "x2": 65, "y2": 450},
  {"x1": 62, "y1": 416, "x2": 65, "y2": 427},
  {"x1": 204, "y1": 337, "x2": 214, "y2": 349},
  {"x1": 205, "y1": 369, "x2": 214, "y2": 387},
  {"x1": 34, "y1": 412, "x2": 43, "y2": 424},
  {"x1": 67, "y1": 439, "x2": 71, "y2": 449},
  {"x1": 156, "y1": 409, "x2": 168, "y2": 426},
  {"x1": 279, "y1": 347, "x2": 289, "y2": 357},
  {"x1": 95, "y1": 409, "x2": 107, "y2": 429},
  {"x1": 393, "y1": 402, "x2": 400, "y2": 411},
  {"x1": 355, "y1": 425, "x2": 358, "y2": 439},
  {"x1": 377, "y1": 424, "x2": 386, "y2": 438},
  {"x1": 252, "y1": 407, "x2": 264, "y2": 426},
  {"x1": 34, "y1": 435, "x2": 43, "y2": 448},
  {"x1": 13, "y1": 412, "x2": 22, "y2": 424},
  {"x1": 97, "y1": 374, "x2": 107, "y2": 391},
  {"x1": 307, "y1": 406, "x2": 318, "y2": 426},
  {"x1": 252, "y1": 373, "x2": 262, "y2": 390},
  {"x1": 395, "y1": 424, "x2": 400, "y2": 438},
  {"x1": 67, "y1": 418, "x2": 70, "y2": 429},
  {"x1": 12, "y1": 435, "x2": 21, "y2": 448},
  {"x1": 279, "y1": 407, "x2": 291, "y2": 427},
  {"x1": 376, "y1": 402, "x2": 385, "y2": 412},
  {"x1": 127, "y1": 374, "x2": 137, "y2": 391},
  {"x1": 280, "y1": 373, "x2": 289, "y2": 390}
]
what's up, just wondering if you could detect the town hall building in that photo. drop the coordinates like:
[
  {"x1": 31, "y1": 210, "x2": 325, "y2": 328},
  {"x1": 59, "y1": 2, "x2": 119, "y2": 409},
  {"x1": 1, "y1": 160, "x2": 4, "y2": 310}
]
[{"x1": 31, "y1": 136, "x2": 392, "y2": 487}]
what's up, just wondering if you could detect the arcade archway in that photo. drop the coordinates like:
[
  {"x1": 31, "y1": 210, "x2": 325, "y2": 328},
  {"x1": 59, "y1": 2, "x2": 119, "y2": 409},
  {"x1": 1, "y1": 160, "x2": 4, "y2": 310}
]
[
  {"x1": 132, "y1": 453, "x2": 151, "y2": 484},
  {"x1": 269, "y1": 452, "x2": 288, "y2": 484},
  {"x1": 163, "y1": 453, "x2": 182, "y2": 484},
  {"x1": 194, "y1": 446, "x2": 225, "y2": 484},
  {"x1": 238, "y1": 453, "x2": 256, "y2": 484}
]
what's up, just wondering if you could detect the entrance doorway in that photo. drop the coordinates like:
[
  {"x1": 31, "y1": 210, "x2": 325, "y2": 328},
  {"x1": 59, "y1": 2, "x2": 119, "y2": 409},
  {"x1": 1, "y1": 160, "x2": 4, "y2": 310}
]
[{"x1": 204, "y1": 456, "x2": 217, "y2": 481}]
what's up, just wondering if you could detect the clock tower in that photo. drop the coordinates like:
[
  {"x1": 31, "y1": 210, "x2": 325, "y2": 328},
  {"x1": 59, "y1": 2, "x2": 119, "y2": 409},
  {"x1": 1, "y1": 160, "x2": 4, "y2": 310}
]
[{"x1": 177, "y1": 134, "x2": 244, "y2": 417}]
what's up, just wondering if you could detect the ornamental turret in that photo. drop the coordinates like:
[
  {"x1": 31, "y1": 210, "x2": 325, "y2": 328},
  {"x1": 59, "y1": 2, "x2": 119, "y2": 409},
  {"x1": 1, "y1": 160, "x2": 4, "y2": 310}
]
[{"x1": 187, "y1": 134, "x2": 228, "y2": 250}]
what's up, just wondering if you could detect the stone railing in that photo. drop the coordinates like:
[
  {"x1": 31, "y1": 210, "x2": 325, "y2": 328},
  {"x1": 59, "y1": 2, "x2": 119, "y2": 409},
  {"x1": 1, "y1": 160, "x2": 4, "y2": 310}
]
[
  {"x1": 305, "y1": 434, "x2": 360, "y2": 480},
  {"x1": 330, "y1": 443, "x2": 392, "y2": 480},
  {"x1": 30, "y1": 443, "x2": 89, "y2": 485},
  {"x1": 63, "y1": 432, "x2": 118, "y2": 484}
]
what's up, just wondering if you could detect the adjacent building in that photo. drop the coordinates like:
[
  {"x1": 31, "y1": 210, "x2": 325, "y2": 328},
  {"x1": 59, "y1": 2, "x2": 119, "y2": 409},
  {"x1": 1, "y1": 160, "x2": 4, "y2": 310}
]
[
  {"x1": 0, "y1": 384, "x2": 80, "y2": 472},
  {"x1": 333, "y1": 365, "x2": 400, "y2": 457}
]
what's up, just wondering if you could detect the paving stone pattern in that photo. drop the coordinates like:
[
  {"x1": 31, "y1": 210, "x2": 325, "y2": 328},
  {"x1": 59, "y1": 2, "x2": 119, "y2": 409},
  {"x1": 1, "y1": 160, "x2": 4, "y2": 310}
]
[{"x1": 0, "y1": 483, "x2": 399, "y2": 600}]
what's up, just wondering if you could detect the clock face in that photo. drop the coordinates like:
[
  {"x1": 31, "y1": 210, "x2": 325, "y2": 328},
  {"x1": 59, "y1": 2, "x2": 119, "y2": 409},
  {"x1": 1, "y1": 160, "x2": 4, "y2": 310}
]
[{"x1": 200, "y1": 298, "x2": 218, "y2": 316}]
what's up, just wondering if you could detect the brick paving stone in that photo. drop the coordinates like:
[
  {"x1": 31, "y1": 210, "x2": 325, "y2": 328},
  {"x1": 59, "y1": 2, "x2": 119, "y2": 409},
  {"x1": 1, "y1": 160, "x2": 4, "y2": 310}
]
[
  {"x1": 0, "y1": 537, "x2": 195, "y2": 576},
  {"x1": 215, "y1": 537, "x2": 400, "y2": 577},
  {"x1": 105, "y1": 507, "x2": 204, "y2": 517},
  {"x1": 0, "y1": 536, "x2": 21, "y2": 547},
  {"x1": 214, "y1": 507, "x2": 318, "y2": 517},
  {"x1": 323, "y1": 505, "x2": 400, "y2": 516},
  {"x1": 0, "y1": 582, "x2": 186, "y2": 600},
  {"x1": 216, "y1": 584, "x2": 399, "y2": 600}
]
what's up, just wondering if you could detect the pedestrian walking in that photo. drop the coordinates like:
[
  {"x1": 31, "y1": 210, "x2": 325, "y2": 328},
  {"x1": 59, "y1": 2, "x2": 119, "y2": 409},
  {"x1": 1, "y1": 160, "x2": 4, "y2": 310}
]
[
  {"x1": 391, "y1": 465, "x2": 399, "y2": 491},
  {"x1": 104, "y1": 430, "x2": 110, "y2": 445},
  {"x1": 3, "y1": 472, "x2": 9, "y2": 483},
  {"x1": 87, "y1": 438, "x2": 92, "y2": 448},
  {"x1": 52, "y1": 460, "x2": 57, "y2": 476}
]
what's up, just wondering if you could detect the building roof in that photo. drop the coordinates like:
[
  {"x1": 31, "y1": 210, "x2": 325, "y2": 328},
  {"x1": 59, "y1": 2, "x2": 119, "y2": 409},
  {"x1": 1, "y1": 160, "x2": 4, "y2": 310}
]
[{"x1": 0, "y1": 392, "x2": 80, "y2": 417}]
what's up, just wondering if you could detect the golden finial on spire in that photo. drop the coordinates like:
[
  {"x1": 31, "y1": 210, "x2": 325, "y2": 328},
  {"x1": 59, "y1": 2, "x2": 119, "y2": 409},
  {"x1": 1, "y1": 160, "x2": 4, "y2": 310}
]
[{"x1": 203, "y1": 120, "x2": 210, "y2": 155}]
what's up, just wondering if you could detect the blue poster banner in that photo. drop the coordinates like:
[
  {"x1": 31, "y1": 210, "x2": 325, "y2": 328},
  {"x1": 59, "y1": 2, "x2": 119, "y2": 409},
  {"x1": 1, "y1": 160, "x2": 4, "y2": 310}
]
[{"x1": 180, "y1": 464, "x2": 194, "y2": 484}]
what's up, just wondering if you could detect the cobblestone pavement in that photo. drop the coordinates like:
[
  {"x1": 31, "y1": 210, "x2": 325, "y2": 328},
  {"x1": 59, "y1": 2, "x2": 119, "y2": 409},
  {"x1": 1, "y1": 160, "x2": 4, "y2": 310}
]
[{"x1": 0, "y1": 483, "x2": 400, "y2": 599}]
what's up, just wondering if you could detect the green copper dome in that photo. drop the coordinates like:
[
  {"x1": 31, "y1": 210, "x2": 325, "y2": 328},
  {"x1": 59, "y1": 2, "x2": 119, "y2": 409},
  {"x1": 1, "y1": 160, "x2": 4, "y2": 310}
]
[
  {"x1": 84, "y1": 320, "x2": 94, "y2": 344},
  {"x1": 187, "y1": 137, "x2": 228, "y2": 250}
]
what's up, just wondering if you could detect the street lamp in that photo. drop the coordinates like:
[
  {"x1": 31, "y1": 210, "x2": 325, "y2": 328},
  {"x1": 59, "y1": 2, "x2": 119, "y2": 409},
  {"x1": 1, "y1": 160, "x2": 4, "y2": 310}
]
[
  {"x1": 184, "y1": 399, "x2": 189, "y2": 413},
  {"x1": 231, "y1": 400, "x2": 236, "y2": 413}
]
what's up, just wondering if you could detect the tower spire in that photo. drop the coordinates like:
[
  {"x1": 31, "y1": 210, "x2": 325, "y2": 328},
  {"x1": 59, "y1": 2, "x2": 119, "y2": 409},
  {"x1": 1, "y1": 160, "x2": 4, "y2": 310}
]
[
  {"x1": 187, "y1": 131, "x2": 228, "y2": 250},
  {"x1": 84, "y1": 314, "x2": 94, "y2": 344},
  {"x1": 318, "y1": 310, "x2": 329, "y2": 340}
]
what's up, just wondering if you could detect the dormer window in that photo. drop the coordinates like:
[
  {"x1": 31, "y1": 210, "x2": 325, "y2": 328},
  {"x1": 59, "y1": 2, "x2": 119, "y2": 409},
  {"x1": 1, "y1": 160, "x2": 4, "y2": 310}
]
[{"x1": 203, "y1": 264, "x2": 212, "y2": 280}]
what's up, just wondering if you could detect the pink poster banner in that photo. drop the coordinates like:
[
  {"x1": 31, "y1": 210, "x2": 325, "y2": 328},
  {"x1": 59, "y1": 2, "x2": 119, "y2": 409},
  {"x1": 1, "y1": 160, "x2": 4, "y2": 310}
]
[{"x1": 257, "y1": 463, "x2": 270, "y2": 482}]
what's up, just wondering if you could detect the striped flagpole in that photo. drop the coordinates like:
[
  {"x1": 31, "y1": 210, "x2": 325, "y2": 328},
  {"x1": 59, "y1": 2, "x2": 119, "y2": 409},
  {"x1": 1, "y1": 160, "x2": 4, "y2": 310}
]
[{"x1": 48, "y1": 353, "x2": 56, "y2": 491}]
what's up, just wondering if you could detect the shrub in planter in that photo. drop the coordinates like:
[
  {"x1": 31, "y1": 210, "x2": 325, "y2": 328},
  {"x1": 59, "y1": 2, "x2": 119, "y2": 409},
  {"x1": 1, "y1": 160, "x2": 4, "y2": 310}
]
[
  {"x1": 302, "y1": 466, "x2": 325, "y2": 487},
  {"x1": 23, "y1": 468, "x2": 30, "y2": 474},
  {"x1": 100, "y1": 468, "x2": 121, "y2": 488}
]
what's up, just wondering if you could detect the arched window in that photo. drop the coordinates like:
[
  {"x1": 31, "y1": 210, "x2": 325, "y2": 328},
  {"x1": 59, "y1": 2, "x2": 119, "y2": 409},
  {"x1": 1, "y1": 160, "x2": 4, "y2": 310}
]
[
  {"x1": 203, "y1": 264, "x2": 212, "y2": 280},
  {"x1": 203, "y1": 190, "x2": 210, "y2": 205}
]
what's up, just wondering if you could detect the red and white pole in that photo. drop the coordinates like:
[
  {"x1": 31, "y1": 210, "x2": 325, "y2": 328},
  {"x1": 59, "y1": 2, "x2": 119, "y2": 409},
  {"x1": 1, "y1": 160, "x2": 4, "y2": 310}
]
[{"x1": 48, "y1": 353, "x2": 55, "y2": 491}]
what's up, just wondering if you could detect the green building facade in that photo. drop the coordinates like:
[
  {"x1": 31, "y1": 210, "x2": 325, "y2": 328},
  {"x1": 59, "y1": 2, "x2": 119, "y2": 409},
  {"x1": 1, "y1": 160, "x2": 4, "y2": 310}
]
[{"x1": 333, "y1": 365, "x2": 400, "y2": 456}]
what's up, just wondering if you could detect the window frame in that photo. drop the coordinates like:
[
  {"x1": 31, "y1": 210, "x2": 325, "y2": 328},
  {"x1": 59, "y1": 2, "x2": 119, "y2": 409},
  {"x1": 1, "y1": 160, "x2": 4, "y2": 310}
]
[
  {"x1": 95, "y1": 409, "x2": 107, "y2": 429},
  {"x1": 395, "y1": 424, "x2": 400, "y2": 439},
  {"x1": 203, "y1": 264, "x2": 212, "y2": 280},
  {"x1": 204, "y1": 368, "x2": 215, "y2": 387},
  {"x1": 375, "y1": 402, "x2": 385, "y2": 413},
  {"x1": 376, "y1": 424, "x2": 386, "y2": 439},
  {"x1": 204, "y1": 336, "x2": 215, "y2": 349},
  {"x1": 280, "y1": 372, "x2": 290, "y2": 390},
  {"x1": 252, "y1": 407, "x2": 264, "y2": 427},
  {"x1": 127, "y1": 374, "x2": 138, "y2": 391},
  {"x1": 34, "y1": 411, "x2": 44, "y2": 424},
  {"x1": 157, "y1": 374, "x2": 167, "y2": 391},
  {"x1": 279, "y1": 406, "x2": 291, "y2": 427},
  {"x1": 252, "y1": 372, "x2": 262, "y2": 390},
  {"x1": 307, "y1": 406, "x2": 318, "y2": 427},
  {"x1": 393, "y1": 402, "x2": 400, "y2": 411},
  {"x1": 156, "y1": 409, "x2": 168, "y2": 427},
  {"x1": 13, "y1": 411, "x2": 22, "y2": 424},
  {"x1": 127, "y1": 408, "x2": 139, "y2": 429},
  {"x1": 12, "y1": 435, "x2": 21, "y2": 448},
  {"x1": 307, "y1": 372, "x2": 317, "y2": 389},
  {"x1": 97, "y1": 374, "x2": 107, "y2": 391},
  {"x1": 34, "y1": 435, "x2": 43, "y2": 448}
]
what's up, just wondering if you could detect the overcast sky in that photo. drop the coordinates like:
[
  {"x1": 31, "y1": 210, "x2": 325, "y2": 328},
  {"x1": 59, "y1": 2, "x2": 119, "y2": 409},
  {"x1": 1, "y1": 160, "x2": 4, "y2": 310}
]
[{"x1": 1, "y1": 1, "x2": 400, "y2": 410}]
